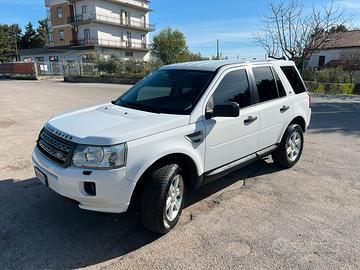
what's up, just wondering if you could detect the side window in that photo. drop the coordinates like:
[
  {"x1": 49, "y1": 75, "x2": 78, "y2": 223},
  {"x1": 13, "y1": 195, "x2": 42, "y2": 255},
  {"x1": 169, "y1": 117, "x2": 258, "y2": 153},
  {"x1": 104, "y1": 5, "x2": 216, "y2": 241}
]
[
  {"x1": 253, "y1": 66, "x2": 278, "y2": 102},
  {"x1": 212, "y1": 69, "x2": 251, "y2": 109},
  {"x1": 280, "y1": 66, "x2": 306, "y2": 94},
  {"x1": 272, "y1": 68, "x2": 286, "y2": 97}
]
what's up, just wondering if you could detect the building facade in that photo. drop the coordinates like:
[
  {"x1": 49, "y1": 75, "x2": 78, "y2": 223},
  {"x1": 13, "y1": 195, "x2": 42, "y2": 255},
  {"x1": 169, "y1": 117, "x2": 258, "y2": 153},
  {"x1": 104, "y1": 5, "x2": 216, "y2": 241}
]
[
  {"x1": 307, "y1": 31, "x2": 360, "y2": 68},
  {"x1": 46, "y1": 0, "x2": 153, "y2": 60},
  {"x1": 20, "y1": 0, "x2": 154, "y2": 74}
]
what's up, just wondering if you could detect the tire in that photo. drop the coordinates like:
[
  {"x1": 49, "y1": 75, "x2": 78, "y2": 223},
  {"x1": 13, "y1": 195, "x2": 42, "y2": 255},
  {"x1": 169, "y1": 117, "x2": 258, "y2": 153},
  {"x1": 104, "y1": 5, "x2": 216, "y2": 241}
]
[
  {"x1": 140, "y1": 163, "x2": 186, "y2": 234},
  {"x1": 272, "y1": 124, "x2": 304, "y2": 169}
]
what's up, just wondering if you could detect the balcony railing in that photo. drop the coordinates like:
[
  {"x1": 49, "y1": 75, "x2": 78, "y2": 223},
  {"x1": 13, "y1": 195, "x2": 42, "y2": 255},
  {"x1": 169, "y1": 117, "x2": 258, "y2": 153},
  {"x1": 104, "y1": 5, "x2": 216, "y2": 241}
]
[
  {"x1": 70, "y1": 38, "x2": 150, "y2": 51},
  {"x1": 68, "y1": 13, "x2": 155, "y2": 32}
]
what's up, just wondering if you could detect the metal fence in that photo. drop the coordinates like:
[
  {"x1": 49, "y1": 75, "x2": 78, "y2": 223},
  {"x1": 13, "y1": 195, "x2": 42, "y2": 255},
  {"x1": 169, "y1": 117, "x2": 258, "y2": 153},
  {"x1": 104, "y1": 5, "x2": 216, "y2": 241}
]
[{"x1": 63, "y1": 62, "x2": 98, "y2": 77}]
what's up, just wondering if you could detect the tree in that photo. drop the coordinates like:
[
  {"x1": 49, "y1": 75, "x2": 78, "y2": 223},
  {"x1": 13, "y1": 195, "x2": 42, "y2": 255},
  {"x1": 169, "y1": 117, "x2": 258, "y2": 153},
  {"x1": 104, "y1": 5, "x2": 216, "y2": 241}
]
[
  {"x1": 211, "y1": 53, "x2": 228, "y2": 60},
  {"x1": 340, "y1": 51, "x2": 360, "y2": 83},
  {"x1": 19, "y1": 22, "x2": 37, "y2": 49},
  {"x1": 151, "y1": 27, "x2": 190, "y2": 64},
  {"x1": 253, "y1": 0, "x2": 350, "y2": 72},
  {"x1": 188, "y1": 52, "x2": 209, "y2": 61},
  {"x1": 0, "y1": 24, "x2": 21, "y2": 62},
  {"x1": 34, "y1": 19, "x2": 49, "y2": 48},
  {"x1": 329, "y1": 24, "x2": 347, "y2": 33}
]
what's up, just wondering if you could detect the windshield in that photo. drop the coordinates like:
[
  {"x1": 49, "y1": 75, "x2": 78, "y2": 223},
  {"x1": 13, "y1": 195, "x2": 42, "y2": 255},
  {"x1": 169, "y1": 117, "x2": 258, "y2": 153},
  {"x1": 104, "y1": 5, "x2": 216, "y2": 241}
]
[{"x1": 114, "y1": 69, "x2": 215, "y2": 115}]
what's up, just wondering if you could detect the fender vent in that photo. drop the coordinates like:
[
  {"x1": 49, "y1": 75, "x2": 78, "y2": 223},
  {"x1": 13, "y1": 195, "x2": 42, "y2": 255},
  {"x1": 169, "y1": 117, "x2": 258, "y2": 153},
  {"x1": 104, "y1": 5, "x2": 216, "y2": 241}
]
[{"x1": 186, "y1": 131, "x2": 203, "y2": 143}]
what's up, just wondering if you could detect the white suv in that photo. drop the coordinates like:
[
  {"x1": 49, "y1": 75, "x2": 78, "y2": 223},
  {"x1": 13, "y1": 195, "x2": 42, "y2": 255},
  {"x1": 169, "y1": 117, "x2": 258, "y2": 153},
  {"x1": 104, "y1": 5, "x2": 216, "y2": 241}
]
[{"x1": 32, "y1": 60, "x2": 311, "y2": 233}]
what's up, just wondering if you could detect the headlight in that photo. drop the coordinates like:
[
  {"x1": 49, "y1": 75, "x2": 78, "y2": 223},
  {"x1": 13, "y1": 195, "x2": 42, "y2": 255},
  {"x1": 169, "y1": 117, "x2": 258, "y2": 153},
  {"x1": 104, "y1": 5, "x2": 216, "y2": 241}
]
[{"x1": 72, "y1": 144, "x2": 127, "y2": 169}]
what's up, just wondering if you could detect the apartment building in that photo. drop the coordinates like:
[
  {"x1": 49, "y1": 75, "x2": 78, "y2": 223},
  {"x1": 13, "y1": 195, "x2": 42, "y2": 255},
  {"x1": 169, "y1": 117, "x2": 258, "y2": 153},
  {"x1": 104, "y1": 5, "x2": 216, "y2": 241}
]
[
  {"x1": 20, "y1": 0, "x2": 154, "y2": 72},
  {"x1": 47, "y1": 0, "x2": 153, "y2": 59}
]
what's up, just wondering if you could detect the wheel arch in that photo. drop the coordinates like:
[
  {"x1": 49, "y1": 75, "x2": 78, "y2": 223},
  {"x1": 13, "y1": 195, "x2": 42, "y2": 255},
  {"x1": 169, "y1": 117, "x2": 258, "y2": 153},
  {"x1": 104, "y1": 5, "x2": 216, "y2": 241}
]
[
  {"x1": 128, "y1": 153, "x2": 199, "y2": 212},
  {"x1": 289, "y1": 115, "x2": 306, "y2": 132}
]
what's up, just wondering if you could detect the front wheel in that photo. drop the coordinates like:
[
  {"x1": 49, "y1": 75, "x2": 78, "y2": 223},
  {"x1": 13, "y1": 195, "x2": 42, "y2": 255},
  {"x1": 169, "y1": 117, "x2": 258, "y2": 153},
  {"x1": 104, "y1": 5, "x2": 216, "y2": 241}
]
[
  {"x1": 140, "y1": 163, "x2": 185, "y2": 234},
  {"x1": 272, "y1": 124, "x2": 304, "y2": 169}
]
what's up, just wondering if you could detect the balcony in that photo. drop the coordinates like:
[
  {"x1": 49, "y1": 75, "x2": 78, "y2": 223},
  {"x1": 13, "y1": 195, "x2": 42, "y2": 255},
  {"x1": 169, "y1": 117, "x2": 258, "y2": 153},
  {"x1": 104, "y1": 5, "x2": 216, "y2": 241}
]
[
  {"x1": 70, "y1": 38, "x2": 150, "y2": 51},
  {"x1": 68, "y1": 0, "x2": 152, "y2": 12},
  {"x1": 68, "y1": 13, "x2": 155, "y2": 32}
]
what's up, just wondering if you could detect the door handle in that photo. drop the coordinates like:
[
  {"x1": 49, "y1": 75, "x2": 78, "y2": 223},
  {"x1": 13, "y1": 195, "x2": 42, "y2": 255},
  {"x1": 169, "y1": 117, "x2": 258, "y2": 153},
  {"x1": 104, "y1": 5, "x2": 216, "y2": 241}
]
[
  {"x1": 244, "y1": 116, "x2": 258, "y2": 125},
  {"x1": 280, "y1": 105, "x2": 290, "y2": 113}
]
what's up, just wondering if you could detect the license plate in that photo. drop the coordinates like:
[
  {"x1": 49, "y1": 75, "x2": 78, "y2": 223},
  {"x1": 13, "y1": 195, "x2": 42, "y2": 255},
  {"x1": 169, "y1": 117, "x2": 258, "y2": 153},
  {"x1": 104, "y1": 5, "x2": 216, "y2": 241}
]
[{"x1": 34, "y1": 167, "x2": 48, "y2": 186}]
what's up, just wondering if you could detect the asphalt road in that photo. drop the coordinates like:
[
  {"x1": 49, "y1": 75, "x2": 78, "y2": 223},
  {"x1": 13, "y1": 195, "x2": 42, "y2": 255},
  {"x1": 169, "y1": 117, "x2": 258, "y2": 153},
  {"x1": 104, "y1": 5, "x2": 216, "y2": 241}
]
[{"x1": 0, "y1": 80, "x2": 359, "y2": 270}]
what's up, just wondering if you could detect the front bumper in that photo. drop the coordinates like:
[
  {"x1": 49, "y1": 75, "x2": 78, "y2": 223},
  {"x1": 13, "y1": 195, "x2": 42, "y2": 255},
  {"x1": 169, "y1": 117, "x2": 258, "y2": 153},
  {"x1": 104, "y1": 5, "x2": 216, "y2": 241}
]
[{"x1": 32, "y1": 147, "x2": 136, "y2": 213}]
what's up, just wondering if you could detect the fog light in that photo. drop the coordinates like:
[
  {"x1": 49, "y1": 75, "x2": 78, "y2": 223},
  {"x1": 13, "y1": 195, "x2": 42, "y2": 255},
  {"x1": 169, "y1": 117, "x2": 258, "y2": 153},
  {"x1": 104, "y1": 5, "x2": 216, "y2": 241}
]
[{"x1": 84, "y1": 182, "x2": 96, "y2": 196}]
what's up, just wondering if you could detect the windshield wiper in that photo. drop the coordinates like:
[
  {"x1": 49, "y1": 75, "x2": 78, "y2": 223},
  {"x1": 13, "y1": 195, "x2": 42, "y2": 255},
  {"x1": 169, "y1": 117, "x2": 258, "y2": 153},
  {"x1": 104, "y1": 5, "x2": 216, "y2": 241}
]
[{"x1": 116, "y1": 99, "x2": 163, "y2": 114}]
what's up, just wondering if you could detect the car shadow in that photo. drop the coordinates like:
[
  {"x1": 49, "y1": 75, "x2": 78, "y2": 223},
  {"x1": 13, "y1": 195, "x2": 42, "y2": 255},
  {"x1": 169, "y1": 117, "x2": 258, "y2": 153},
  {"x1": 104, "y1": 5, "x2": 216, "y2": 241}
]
[
  {"x1": 0, "y1": 158, "x2": 281, "y2": 269},
  {"x1": 309, "y1": 101, "x2": 360, "y2": 136}
]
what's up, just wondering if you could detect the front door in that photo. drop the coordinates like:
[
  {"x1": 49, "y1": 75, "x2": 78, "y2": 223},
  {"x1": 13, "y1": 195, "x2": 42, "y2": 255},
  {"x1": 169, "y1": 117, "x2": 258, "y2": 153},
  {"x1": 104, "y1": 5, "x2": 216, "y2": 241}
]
[{"x1": 204, "y1": 68, "x2": 259, "y2": 172}]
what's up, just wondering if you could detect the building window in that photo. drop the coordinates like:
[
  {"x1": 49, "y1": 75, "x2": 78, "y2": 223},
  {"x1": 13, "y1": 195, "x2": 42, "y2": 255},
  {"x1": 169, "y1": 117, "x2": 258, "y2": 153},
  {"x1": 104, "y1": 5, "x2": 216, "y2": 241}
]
[
  {"x1": 141, "y1": 35, "x2": 146, "y2": 48},
  {"x1": 84, "y1": 29, "x2": 90, "y2": 41},
  {"x1": 56, "y1": 7, "x2": 62, "y2": 18},
  {"x1": 318, "y1": 56, "x2": 326, "y2": 67},
  {"x1": 125, "y1": 52, "x2": 133, "y2": 57},
  {"x1": 46, "y1": 7, "x2": 51, "y2": 20},
  {"x1": 82, "y1": 5, "x2": 87, "y2": 14},
  {"x1": 49, "y1": 32, "x2": 54, "y2": 43},
  {"x1": 59, "y1": 30, "x2": 65, "y2": 41}
]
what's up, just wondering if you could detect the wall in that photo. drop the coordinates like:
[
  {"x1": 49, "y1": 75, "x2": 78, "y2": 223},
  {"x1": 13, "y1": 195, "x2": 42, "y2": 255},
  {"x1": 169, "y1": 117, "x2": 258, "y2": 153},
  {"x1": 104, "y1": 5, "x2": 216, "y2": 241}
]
[{"x1": 308, "y1": 49, "x2": 341, "y2": 68}]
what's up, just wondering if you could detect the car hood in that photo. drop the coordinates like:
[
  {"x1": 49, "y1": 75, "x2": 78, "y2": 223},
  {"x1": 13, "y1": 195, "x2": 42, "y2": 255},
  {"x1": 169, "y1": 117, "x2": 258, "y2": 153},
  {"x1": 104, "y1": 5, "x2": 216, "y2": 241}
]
[{"x1": 47, "y1": 103, "x2": 190, "y2": 145}]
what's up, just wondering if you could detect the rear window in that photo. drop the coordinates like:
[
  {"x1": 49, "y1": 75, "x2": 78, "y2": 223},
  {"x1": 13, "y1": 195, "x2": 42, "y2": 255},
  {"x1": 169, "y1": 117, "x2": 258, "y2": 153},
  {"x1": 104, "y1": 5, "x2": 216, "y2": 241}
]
[{"x1": 281, "y1": 66, "x2": 306, "y2": 94}]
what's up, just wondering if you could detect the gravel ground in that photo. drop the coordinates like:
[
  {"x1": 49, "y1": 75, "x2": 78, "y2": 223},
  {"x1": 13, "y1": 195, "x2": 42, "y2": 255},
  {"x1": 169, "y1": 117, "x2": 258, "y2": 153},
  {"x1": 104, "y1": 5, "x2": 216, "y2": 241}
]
[{"x1": 0, "y1": 80, "x2": 359, "y2": 270}]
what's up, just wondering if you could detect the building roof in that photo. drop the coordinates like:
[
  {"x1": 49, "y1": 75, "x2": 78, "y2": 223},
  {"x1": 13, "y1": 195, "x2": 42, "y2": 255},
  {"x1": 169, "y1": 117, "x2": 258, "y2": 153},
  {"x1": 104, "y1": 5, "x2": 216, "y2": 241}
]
[
  {"x1": 316, "y1": 30, "x2": 360, "y2": 50},
  {"x1": 160, "y1": 60, "x2": 295, "y2": 72}
]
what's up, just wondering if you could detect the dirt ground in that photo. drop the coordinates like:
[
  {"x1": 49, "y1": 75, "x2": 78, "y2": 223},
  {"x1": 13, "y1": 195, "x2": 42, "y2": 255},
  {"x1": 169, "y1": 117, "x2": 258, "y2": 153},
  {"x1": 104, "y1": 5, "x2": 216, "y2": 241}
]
[{"x1": 1, "y1": 80, "x2": 360, "y2": 270}]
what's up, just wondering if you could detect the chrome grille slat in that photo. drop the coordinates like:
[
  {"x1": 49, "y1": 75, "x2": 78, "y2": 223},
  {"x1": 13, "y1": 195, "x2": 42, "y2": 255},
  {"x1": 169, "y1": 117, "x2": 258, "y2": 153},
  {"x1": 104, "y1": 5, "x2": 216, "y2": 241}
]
[
  {"x1": 40, "y1": 131, "x2": 71, "y2": 152},
  {"x1": 36, "y1": 128, "x2": 76, "y2": 167},
  {"x1": 38, "y1": 140, "x2": 67, "y2": 161}
]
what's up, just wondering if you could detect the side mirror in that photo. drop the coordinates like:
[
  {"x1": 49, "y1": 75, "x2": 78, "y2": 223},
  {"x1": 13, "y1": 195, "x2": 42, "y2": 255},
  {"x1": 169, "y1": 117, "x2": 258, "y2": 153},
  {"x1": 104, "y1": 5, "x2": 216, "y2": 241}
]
[{"x1": 206, "y1": 102, "x2": 240, "y2": 119}]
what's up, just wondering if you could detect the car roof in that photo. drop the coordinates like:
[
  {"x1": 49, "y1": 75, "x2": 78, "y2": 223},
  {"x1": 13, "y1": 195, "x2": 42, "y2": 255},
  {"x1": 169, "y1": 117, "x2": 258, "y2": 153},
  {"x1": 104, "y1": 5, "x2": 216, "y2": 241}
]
[{"x1": 159, "y1": 59, "x2": 295, "y2": 72}]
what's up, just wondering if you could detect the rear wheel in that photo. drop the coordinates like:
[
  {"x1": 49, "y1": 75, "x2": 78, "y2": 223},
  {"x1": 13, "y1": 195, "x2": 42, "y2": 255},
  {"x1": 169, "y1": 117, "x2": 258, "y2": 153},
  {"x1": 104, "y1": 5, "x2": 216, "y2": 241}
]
[
  {"x1": 272, "y1": 124, "x2": 304, "y2": 168},
  {"x1": 140, "y1": 163, "x2": 185, "y2": 234}
]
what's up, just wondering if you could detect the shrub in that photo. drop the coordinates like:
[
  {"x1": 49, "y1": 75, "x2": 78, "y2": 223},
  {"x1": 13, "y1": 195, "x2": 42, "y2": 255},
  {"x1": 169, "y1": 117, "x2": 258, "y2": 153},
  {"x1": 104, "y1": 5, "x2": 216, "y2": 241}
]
[
  {"x1": 303, "y1": 68, "x2": 350, "y2": 83},
  {"x1": 305, "y1": 81, "x2": 358, "y2": 95}
]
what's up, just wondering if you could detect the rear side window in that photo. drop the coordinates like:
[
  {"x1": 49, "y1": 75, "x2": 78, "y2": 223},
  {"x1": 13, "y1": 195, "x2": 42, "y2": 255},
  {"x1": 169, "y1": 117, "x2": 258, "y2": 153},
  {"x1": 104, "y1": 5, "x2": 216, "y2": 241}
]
[
  {"x1": 253, "y1": 67, "x2": 278, "y2": 102},
  {"x1": 212, "y1": 69, "x2": 251, "y2": 109},
  {"x1": 272, "y1": 68, "x2": 286, "y2": 97},
  {"x1": 281, "y1": 66, "x2": 306, "y2": 94}
]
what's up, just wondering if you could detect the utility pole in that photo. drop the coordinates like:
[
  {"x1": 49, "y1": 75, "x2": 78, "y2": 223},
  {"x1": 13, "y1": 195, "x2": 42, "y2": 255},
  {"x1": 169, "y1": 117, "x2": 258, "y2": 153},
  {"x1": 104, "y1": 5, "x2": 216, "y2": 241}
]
[{"x1": 216, "y1": 38, "x2": 220, "y2": 60}]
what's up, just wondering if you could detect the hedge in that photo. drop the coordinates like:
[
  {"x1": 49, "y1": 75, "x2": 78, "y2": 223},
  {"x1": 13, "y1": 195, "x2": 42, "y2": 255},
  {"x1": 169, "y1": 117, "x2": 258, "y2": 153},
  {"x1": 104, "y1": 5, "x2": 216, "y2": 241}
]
[{"x1": 305, "y1": 81, "x2": 360, "y2": 95}]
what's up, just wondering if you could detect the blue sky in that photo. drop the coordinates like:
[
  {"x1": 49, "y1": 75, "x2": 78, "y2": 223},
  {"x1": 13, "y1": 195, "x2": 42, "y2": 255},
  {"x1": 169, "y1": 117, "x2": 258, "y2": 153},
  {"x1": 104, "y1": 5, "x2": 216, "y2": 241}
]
[{"x1": 0, "y1": 0, "x2": 359, "y2": 59}]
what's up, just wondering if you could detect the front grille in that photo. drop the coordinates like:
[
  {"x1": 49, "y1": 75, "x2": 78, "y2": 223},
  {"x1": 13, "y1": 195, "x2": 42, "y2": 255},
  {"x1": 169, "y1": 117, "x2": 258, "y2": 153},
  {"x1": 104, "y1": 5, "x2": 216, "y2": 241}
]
[{"x1": 37, "y1": 128, "x2": 76, "y2": 167}]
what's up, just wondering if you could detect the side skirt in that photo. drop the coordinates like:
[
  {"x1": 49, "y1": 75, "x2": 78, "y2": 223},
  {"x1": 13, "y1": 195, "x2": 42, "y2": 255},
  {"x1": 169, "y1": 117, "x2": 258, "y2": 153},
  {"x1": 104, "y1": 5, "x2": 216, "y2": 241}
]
[{"x1": 196, "y1": 144, "x2": 278, "y2": 188}]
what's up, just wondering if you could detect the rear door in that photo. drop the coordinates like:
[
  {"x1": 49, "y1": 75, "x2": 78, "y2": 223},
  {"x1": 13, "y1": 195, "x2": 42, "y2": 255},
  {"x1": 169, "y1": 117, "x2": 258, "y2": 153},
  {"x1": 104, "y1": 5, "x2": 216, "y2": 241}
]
[
  {"x1": 280, "y1": 65, "x2": 311, "y2": 128},
  {"x1": 250, "y1": 66, "x2": 294, "y2": 150}
]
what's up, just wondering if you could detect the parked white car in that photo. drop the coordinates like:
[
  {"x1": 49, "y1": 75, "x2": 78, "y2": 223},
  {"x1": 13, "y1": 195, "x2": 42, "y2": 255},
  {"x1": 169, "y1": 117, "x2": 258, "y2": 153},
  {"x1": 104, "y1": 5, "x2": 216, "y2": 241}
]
[{"x1": 32, "y1": 60, "x2": 311, "y2": 233}]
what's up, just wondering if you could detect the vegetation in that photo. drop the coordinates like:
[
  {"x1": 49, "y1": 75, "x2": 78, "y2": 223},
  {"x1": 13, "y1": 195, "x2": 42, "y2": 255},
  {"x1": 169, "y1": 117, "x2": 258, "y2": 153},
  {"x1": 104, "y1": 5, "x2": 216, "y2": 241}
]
[
  {"x1": 151, "y1": 27, "x2": 208, "y2": 64},
  {"x1": 19, "y1": 21, "x2": 49, "y2": 49},
  {"x1": 0, "y1": 24, "x2": 21, "y2": 62},
  {"x1": 0, "y1": 20, "x2": 49, "y2": 62},
  {"x1": 303, "y1": 68, "x2": 351, "y2": 83},
  {"x1": 306, "y1": 81, "x2": 359, "y2": 95},
  {"x1": 96, "y1": 56, "x2": 159, "y2": 77}
]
